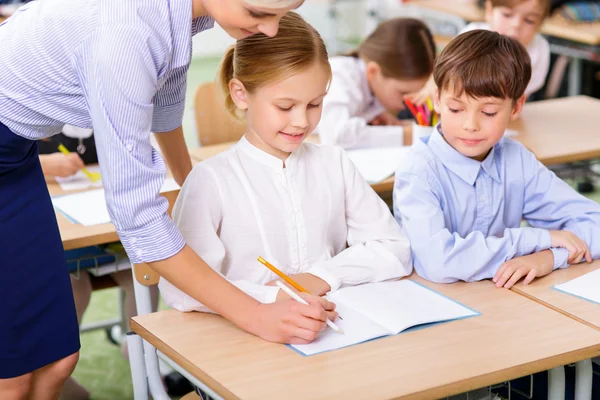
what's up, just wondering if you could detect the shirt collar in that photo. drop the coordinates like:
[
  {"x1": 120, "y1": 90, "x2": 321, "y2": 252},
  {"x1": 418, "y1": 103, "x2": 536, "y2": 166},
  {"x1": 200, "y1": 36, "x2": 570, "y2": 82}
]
[
  {"x1": 237, "y1": 135, "x2": 300, "y2": 169},
  {"x1": 428, "y1": 124, "x2": 501, "y2": 185}
]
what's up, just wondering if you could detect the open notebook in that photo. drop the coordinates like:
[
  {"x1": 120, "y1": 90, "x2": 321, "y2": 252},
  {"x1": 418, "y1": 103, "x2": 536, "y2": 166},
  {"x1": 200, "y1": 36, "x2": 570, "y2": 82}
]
[
  {"x1": 554, "y1": 269, "x2": 600, "y2": 305},
  {"x1": 52, "y1": 178, "x2": 181, "y2": 226},
  {"x1": 291, "y1": 280, "x2": 478, "y2": 356},
  {"x1": 346, "y1": 147, "x2": 411, "y2": 184}
]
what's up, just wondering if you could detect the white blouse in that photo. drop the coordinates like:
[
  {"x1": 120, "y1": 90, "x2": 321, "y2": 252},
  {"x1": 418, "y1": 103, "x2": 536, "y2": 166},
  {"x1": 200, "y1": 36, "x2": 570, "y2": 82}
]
[
  {"x1": 159, "y1": 137, "x2": 412, "y2": 312},
  {"x1": 461, "y1": 22, "x2": 550, "y2": 96},
  {"x1": 314, "y1": 56, "x2": 405, "y2": 149}
]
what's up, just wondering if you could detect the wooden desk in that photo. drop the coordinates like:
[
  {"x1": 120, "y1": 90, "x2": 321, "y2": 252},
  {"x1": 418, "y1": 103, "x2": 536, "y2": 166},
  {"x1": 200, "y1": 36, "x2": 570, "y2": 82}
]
[
  {"x1": 410, "y1": 0, "x2": 600, "y2": 45},
  {"x1": 512, "y1": 261, "x2": 600, "y2": 331},
  {"x1": 508, "y1": 96, "x2": 600, "y2": 165},
  {"x1": 131, "y1": 276, "x2": 600, "y2": 400}
]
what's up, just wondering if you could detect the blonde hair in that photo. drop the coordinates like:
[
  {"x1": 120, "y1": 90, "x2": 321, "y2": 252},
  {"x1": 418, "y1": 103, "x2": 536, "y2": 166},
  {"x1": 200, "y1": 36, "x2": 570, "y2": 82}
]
[
  {"x1": 218, "y1": 12, "x2": 331, "y2": 118},
  {"x1": 244, "y1": 0, "x2": 300, "y2": 8},
  {"x1": 347, "y1": 18, "x2": 436, "y2": 80}
]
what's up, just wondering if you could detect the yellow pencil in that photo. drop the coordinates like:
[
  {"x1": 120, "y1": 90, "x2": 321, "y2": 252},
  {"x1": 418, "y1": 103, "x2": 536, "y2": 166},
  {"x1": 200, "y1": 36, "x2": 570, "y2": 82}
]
[
  {"x1": 257, "y1": 256, "x2": 309, "y2": 293},
  {"x1": 57, "y1": 144, "x2": 101, "y2": 182},
  {"x1": 258, "y1": 256, "x2": 344, "y2": 320}
]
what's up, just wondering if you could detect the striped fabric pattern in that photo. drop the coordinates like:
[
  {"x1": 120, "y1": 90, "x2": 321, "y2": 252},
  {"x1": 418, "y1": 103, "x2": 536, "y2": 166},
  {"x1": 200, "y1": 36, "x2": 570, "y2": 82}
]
[{"x1": 0, "y1": 0, "x2": 214, "y2": 263}]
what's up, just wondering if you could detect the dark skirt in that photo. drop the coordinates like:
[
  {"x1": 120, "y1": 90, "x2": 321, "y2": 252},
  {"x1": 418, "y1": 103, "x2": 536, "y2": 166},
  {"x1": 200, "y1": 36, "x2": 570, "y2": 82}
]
[{"x1": 0, "y1": 121, "x2": 80, "y2": 378}]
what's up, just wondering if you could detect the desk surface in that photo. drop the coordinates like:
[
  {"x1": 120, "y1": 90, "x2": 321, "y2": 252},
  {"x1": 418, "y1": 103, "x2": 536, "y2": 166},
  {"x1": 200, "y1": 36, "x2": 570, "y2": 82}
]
[
  {"x1": 512, "y1": 261, "x2": 600, "y2": 331},
  {"x1": 410, "y1": 0, "x2": 600, "y2": 45},
  {"x1": 508, "y1": 96, "x2": 600, "y2": 165},
  {"x1": 132, "y1": 275, "x2": 600, "y2": 400}
]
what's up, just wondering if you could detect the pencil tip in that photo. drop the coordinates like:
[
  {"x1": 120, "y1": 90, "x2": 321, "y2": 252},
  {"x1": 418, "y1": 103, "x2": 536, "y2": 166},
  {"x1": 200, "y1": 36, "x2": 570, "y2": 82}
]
[{"x1": 338, "y1": 329, "x2": 344, "y2": 335}]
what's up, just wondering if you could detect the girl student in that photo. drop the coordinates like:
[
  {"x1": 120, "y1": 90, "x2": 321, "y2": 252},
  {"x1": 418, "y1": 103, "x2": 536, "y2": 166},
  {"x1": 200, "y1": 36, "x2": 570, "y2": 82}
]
[
  {"x1": 159, "y1": 12, "x2": 413, "y2": 317},
  {"x1": 314, "y1": 18, "x2": 436, "y2": 149}
]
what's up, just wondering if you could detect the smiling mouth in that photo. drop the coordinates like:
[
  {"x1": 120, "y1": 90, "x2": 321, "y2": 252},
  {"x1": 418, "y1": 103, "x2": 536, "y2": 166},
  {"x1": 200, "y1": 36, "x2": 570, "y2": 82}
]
[{"x1": 279, "y1": 131, "x2": 305, "y2": 137}]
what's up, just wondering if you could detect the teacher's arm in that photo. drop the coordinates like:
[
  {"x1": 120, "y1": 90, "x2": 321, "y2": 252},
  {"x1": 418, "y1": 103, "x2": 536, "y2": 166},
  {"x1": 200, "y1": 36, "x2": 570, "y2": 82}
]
[
  {"x1": 153, "y1": 125, "x2": 192, "y2": 187},
  {"x1": 75, "y1": 26, "x2": 332, "y2": 344}
]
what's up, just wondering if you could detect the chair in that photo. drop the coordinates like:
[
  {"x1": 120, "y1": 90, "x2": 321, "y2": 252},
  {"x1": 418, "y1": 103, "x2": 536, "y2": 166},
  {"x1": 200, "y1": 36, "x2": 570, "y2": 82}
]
[{"x1": 194, "y1": 82, "x2": 246, "y2": 147}]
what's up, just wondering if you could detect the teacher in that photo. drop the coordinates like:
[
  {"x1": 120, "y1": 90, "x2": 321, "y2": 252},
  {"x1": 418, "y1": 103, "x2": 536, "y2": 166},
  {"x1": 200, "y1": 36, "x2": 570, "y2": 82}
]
[{"x1": 0, "y1": 0, "x2": 333, "y2": 397}]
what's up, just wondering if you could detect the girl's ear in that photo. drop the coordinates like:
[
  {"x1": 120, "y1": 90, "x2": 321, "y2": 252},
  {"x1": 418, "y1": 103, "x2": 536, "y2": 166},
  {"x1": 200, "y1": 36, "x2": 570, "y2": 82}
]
[
  {"x1": 229, "y1": 78, "x2": 248, "y2": 110},
  {"x1": 365, "y1": 61, "x2": 381, "y2": 84}
]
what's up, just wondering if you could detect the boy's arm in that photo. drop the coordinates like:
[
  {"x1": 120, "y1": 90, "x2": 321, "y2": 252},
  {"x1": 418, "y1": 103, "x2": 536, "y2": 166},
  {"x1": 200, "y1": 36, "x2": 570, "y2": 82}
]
[
  {"x1": 522, "y1": 148, "x2": 600, "y2": 269},
  {"x1": 393, "y1": 165, "x2": 553, "y2": 283}
]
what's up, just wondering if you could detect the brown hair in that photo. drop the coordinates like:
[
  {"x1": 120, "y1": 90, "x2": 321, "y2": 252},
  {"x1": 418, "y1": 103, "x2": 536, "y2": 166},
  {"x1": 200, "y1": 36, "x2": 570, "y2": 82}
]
[
  {"x1": 218, "y1": 12, "x2": 331, "y2": 118},
  {"x1": 348, "y1": 18, "x2": 436, "y2": 80},
  {"x1": 483, "y1": 0, "x2": 551, "y2": 19},
  {"x1": 434, "y1": 29, "x2": 531, "y2": 101}
]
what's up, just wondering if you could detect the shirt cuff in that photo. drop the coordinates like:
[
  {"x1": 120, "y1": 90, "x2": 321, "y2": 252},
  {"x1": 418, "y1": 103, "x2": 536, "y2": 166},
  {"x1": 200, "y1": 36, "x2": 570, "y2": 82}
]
[
  {"x1": 117, "y1": 213, "x2": 186, "y2": 264},
  {"x1": 307, "y1": 262, "x2": 342, "y2": 292},
  {"x1": 550, "y1": 247, "x2": 569, "y2": 270},
  {"x1": 151, "y1": 102, "x2": 185, "y2": 133}
]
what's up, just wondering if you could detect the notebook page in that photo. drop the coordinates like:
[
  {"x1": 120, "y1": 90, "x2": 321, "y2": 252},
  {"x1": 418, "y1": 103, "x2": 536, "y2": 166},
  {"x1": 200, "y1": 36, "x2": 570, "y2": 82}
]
[
  {"x1": 290, "y1": 300, "x2": 390, "y2": 356},
  {"x1": 52, "y1": 189, "x2": 111, "y2": 226},
  {"x1": 346, "y1": 147, "x2": 410, "y2": 184},
  {"x1": 554, "y1": 269, "x2": 600, "y2": 304},
  {"x1": 330, "y1": 280, "x2": 477, "y2": 334},
  {"x1": 55, "y1": 166, "x2": 102, "y2": 191}
]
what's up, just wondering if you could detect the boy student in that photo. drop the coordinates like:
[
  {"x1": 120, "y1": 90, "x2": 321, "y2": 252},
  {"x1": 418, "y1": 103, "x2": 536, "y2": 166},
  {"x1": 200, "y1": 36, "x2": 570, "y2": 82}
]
[{"x1": 393, "y1": 30, "x2": 600, "y2": 288}]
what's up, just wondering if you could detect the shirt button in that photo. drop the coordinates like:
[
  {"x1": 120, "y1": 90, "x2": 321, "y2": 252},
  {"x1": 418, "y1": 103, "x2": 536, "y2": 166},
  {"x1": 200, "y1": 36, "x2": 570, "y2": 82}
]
[
  {"x1": 126, "y1": 142, "x2": 134, "y2": 152},
  {"x1": 131, "y1": 237, "x2": 138, "y2": 244},
  {"x1": 136, "y1": 249, "x2": 144, "y2": 258}
]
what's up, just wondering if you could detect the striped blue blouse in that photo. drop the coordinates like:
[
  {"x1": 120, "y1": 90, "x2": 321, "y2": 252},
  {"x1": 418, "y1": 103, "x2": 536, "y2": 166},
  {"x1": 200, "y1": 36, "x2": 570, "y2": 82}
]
[{"x1": 0, "y1": 0, "x2": 214, "y2": 264}]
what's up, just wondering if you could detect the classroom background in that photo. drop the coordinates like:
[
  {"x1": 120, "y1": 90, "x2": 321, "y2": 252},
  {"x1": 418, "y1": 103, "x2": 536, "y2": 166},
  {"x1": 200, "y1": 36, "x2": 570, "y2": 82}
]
[{"x1": 2, "y1": 0, "x2": 600, "y2": 398}]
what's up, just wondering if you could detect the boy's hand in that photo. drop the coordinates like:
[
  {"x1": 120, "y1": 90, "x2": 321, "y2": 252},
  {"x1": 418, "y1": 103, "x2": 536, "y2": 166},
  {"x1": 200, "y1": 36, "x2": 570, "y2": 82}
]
[
  {"x1": 549, "y1": 230, "x2": 592, "y2": 264},
  {"x1": 268, "y1": 273, "x2": 331, "y2": 298},
  {"x1": 493, "y1": 250, "x2": 554, "y2": 289}
]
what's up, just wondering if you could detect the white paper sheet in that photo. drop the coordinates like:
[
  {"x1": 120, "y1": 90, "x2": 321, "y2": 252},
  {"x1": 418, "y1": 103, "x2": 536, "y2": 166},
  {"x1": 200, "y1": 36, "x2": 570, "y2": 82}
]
[
  {"x1": 346, "y1": 147, "x2": 411, "y2": 184},
  {"x1": 52, "y1": 189, "x2": 111, "y2": 226},
  {"x1": 331, "y1": 280, "x2": 478, "y2": 334},
  {"x1": 55, "y1": 166, "x2": 102, "y2": 191},
  {"x1": 290, "y1": 280, "x2": 478, "y2": 356},
  {"x1": 554, "y1": 269, "x2": 600, "y2": 305},
  {"x1": 290, "y1": 301, "x2": 390, "y2": 356}
]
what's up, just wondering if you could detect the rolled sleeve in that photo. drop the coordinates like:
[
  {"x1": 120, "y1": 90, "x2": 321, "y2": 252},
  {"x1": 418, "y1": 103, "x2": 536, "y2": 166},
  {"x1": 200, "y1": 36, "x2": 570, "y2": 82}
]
[
  {"x1": 118, "y1": 213, "x2": 186, "y2": 264},
  {"x1": 151, "y1": 66, "x2": 188, "y2": 133},
  {"x1": 74, "y1": 25, "x2": 183, "y2": 263}
]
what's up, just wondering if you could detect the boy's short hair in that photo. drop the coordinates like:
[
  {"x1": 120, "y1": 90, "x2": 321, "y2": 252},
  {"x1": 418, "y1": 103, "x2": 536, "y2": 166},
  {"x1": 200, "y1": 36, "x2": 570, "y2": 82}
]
[
  {"x1": 487, "y1": 0, "x2": 551, "y2": 18},
  {"x1": 433, "y1": 30, "x2": 532, "y2": 101}
]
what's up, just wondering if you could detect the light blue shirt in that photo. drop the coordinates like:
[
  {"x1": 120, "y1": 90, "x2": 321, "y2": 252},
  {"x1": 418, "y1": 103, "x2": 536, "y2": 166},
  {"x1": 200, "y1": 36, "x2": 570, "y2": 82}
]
[
  {"x1": 393, "y1": 126, "x2": 600, "y2": 283},
  {"x1": 0, "y1": 0, "x2": 214, "y2": 264}
]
